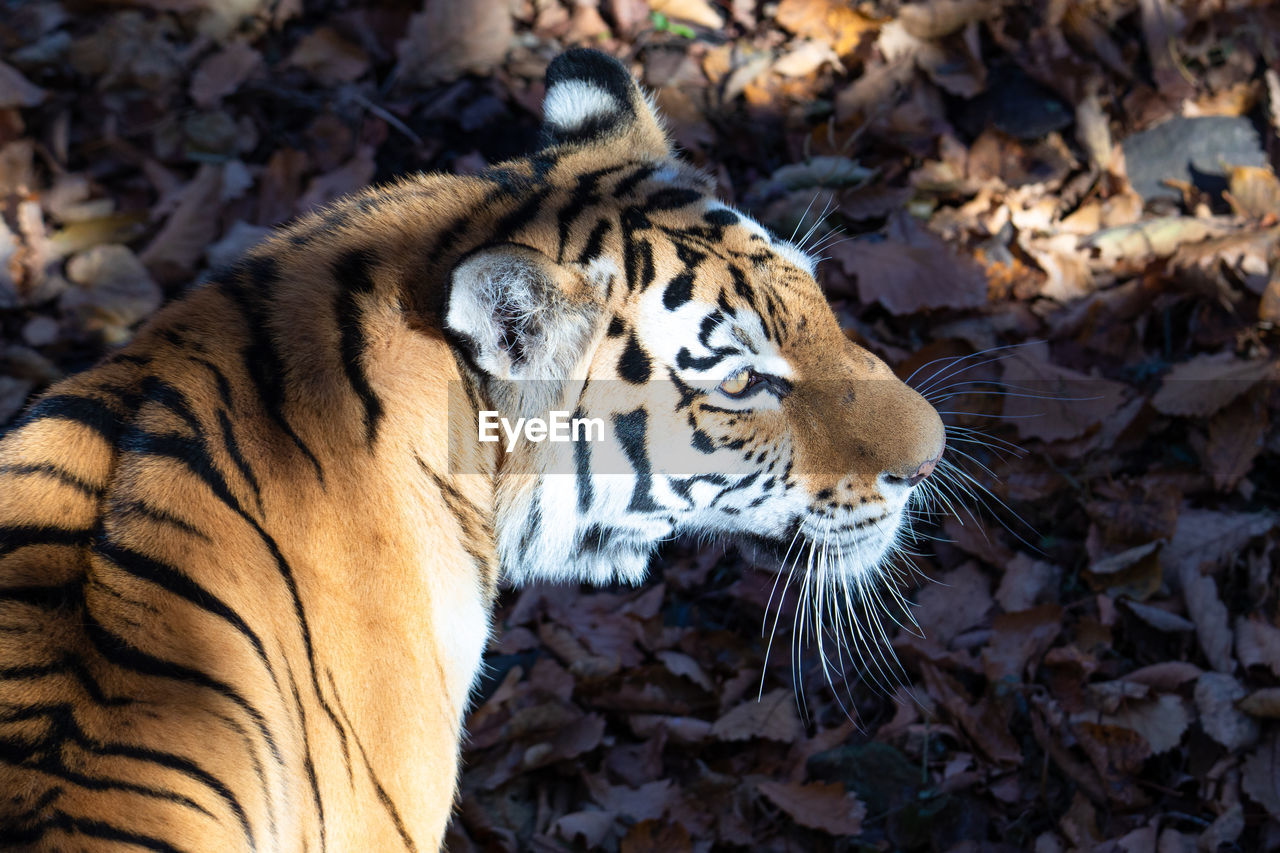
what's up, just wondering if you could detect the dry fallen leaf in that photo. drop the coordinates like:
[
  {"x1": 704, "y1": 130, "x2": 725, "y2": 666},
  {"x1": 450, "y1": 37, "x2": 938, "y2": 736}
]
[
  {"x1": 711, "y1": 690, "x2": 803, "y2": 743},
  {"x1": 1238, "y1": 688, "x2": 1280, "y2": 719},
  {"x1": 649, "y1": 0, "x2": 723, "y2": 28},
  {"x1": 1151, "y1": 352, "x2": 1277, "y2": 417},
  {"x1": 830, "y1": 212, "x2": 988, "y2": 314},
  {"x1": 1103, "y1": 694, "x2": 1191, "y2": 754},
  {"x1": 60, "y1": 244, "x2": 163, "y2": 345},
  {"x1": 1242, "y1": 733, "x2": 1280, "y2": 821},
  {"x1": 0, "y1": 60, "x2": 46, "y2": 108},
  {"x1": 190, "y1": 40, "x2": 262, "y2": 108},
  {"x1": 1000, "y1": 344, "x2": 1128, "y2": 443},
  {"x1": 756, "y1": 780, "x2": 866, "y2": 836},
  {"x1": 288, "y1": 27, "x2": 369, "y2": 85},
  {"x1": 1194, "y1": 672, "x2": 1260, "y2": 751},
  {"x1": 1225, "y1": 165, "x2": 1280, "y2": 219},
  {"x1": 1236, "y1": 617, "x2": 1280, "y2": 678},
  {"x1": 395, "y1": 0, "x2": 513, "y2": 87},
  {"x1": 1178, "y1": 564, "x2": 1235, "y2": 674},
  {"x1": 774, "y1": 0, "x2": 877, "y2": 57}
]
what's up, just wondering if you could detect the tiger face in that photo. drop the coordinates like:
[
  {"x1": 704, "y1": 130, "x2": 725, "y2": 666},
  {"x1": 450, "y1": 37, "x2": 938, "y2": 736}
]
[{"x1": 445, "y1": 49, "x2": 945, "y2": 589}]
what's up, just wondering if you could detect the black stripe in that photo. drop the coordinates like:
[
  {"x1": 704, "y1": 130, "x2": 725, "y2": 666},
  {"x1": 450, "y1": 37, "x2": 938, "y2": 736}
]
[
  {"x1": 0, "y1": 525, "x2": 91, "y2": 560},
  {"x1": 286, "y1": 666, "x2": 326, "y2": 853},
  {"x1": 117, "y1": 424, "x2": 351, "y2": 773},
  {"x1": 675, "y1": 347, "x2": 728, "y2": 371},
  {"x1": 617, "y1": 333, "x2": 651, "y2": 384},
  {"x1": 89, "y1": 740, "x2": 256, "y2": 851},
  {"x1": 219, "y1": 261, "x2": 325, "y2": 483},
  {"x1": 0, "y1": 654, "x2": 130, "y2": 708},
  {"x1": 190, "y1": 356, "x2": 236, "y2": 411},
  {"x1": 644, "y1": 187, "x2": 701, "y2": 211},
  {"x1": 415, "y1": 456, "x2": 495, "y2": 593},
  {"x1": 623, "y1": 237, "x2": 653, "y2": 294},
  {"x1": 93, "y1": 540, "x2": 279, "y2": 694},
  {"x1": 492, "y1": 187, "x2": 553, "y2": 241},
  {"x1": 0, "y1": 712, "x2": 216, "y2": 824},
  {"x1": 575, "y1": 217, "x2": 613, "y2": 265},
  {"x1": 331, "y1": 249, "x2": 385, "y2": 448},
  {"x1": 613, "y1": 164, "x2": 656, "y2": 198},
  {"x1": 573, "y1": 405, "x2": 594, "y2": 514},
  {"x1": 327, "y1": 671, "x2": 417, "y2": 852},
  {"x1": 10, "y1": 811, "x2": 188, "y2": 852},
  {"x1": 662, "y1": 272, "x2": 695, "y2": 311},
  {"x1": 0, "y1": 581, "x2": 82, "y2": 610},
  {"x1": 0, "y1": 463, "x2": 102, "y2": 498},
  {"x1": 110, "y1": 499, "x2": 211, "y2": 542},
  {"x1": 555, "y1": 165, "x2": 626, "y2": 261},
  {"x1": 12, "y1": 395, "x2": 125, "y2": 444},
  {"x1": 613, "y1": 409, "x2": 659, "y2": 513},
  {"x1": 217, "y1": 408, "x2": 264, "y2": 505},
  {"x1": 83, "y1": 607, "x2": 284, "y2": 769}
]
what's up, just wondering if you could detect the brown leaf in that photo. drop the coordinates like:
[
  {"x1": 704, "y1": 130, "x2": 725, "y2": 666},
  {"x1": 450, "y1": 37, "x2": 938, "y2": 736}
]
[
  {"x1": 1123, "y1": 661, "x2": 1203, "y2": 692},
  {"x1": 897, "y1": 0, "x2": 1000, "y2": 39},
  {"x1": 1205, "y1": 394, "x2": 1268, "y2": 490},
  {"x1": 589, "y1": 778, "x2": 674, "y2": 823},
  {"x1": 756, "y1": 780, "x2": 866, "y2": 836},
  {"x1": 288, "y1": 27, "x2": 369, "y2": 85},
  {"x1": 395, "y1": 0, "x2": 513, "y2": 87},
  {"x1": 1237, "y1": 688, "x2": 1280, "y2": 719},
  {"x1": 190, "y1": 40, "x2": 262, "y2": 108},
  {"x1": 620, "y1": 820, "x2": 693, "y2": 853},
  {"x1": 922, "y1": 663, "x2": 1022, "y2": 765},
  {"x1": 1073, "y1": 721, "x2": 1151, "y2": 783},
  {"x1": 1225, "y1": 165, "x2": 1280, "y2": 219},
  {"x1": 650, "y1": 0, "x2": 723, "y2": 28},
  {"x1": 982, "y1": 604, "x2": 1062, "y2": 683},
  {"x1": 775, "y1": 0, "x2": 877, "y2": 57},
  {"x1": 711, "y1": 689, "x2": 803, "y2": 743},
  {"x1": 995, "y1": 553, "x2": 1060, "y2": 612},
  {"x1": 0, "y1": 61, "x2": 46, "y2": 109},
  {"x1": 1194, "y1": 672, "x2": 1259, "y2": 751},
  {"x1": 140, "y1": 163, "x2": 237, "y2": 282},
  {"x1": 1121, "y1": 599, "x2": 1194, "y2": 633},
  {"x1": 1165, "y1": 509, "x2": 1277, "y2": 586},
  {"x1": 829, "y1": 212, "x2": 987, "y2": 314},
  {"x1": 1242, "y1": 733, "x2": 1280, "y2": 821},
  {"x1": 1104, "y1": 694, "x2": 1191, "y2": 754},
  {"x1": 1001, "y1": 344, "x2": 1128, "y2": 442},
  {"x1": 60, "y1": 245, "x2": 162, "y2": 345},
  {"x1": 912, "y1": 562, "x2": 992, "y2": 646},
  {"x1": 1178, "y1": 563, "x2": 1234, "y2": 674},
  {"x1": 1150, "y1": 352, "x2": 1276, "y2": 417},
  {"x1": 552, "y1": 810, "x2": 615, "y2": 848},
  {"x1": 299, "y1": 146, "x2": 377, "y2": 214},
  {"x1": 1235, "y1": 616, "x2": 1280, "y2": 677}
]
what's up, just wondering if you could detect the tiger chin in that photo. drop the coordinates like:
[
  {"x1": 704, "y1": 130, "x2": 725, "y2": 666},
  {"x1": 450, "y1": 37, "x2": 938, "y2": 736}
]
[{"x1": 0, "y1": 49, "x2": 943, "y2": 852}]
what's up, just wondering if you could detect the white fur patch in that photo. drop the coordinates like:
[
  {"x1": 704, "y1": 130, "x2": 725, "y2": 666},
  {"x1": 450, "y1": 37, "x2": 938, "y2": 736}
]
[{"x1": 544, "y1": 80, "x2": 621, "y2": 132}]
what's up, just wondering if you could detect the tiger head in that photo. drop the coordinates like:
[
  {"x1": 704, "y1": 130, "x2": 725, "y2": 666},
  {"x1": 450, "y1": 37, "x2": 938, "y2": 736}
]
[{"x1": 443, "y1": 49, "x2": 945, "y2": 590}]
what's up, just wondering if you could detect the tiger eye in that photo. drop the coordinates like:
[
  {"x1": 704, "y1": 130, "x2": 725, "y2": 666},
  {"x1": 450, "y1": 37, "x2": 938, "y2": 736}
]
[{"x1": 719, "y1": 368, "x2": 751, "y2": 396}]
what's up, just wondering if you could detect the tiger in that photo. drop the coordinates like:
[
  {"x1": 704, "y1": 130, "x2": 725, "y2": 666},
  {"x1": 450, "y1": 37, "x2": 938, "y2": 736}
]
[{"x1": 0, "y1": 48, "x2": 945, "y2": 851}]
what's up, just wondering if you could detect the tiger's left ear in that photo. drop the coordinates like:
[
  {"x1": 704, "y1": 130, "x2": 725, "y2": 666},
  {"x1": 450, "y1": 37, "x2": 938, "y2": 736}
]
[
  {"x1": 539, "y1": 48, "x2": 671, "y2": 158},
  {"x1": 445, "y1": 243, "x2": 604, "y2": 382}
]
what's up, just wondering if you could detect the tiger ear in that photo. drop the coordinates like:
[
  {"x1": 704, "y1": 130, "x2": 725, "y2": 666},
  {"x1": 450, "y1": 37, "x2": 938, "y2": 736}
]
[
  {"x1": 445, "y1": 243, "x2": 603, "y2": 382},
  {"x1": 539, "y1": 48, "x2": 671, "y2": 158}
]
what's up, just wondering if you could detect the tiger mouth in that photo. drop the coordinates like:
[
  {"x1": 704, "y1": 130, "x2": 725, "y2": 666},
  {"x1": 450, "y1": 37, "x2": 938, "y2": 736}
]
[{"x1": 736, "y1": 518, "x2": 893, "y2": 570}]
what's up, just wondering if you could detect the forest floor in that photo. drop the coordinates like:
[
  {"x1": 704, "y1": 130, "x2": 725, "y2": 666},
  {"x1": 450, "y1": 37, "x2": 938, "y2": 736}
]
[{"x1": 2, "y1": 0, "x2": 1279, "y2": 850}]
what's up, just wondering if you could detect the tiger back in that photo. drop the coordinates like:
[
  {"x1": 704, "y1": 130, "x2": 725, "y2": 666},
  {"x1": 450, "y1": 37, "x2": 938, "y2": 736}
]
[{"x1": 0, "y1": 49, "x2": 944, "y2": 851}]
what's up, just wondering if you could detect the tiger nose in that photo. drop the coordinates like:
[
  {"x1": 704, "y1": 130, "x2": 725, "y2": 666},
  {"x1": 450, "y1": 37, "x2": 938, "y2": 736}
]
[{"x1": 882, "y1": 443, "x2": 944, "y2": 488}]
